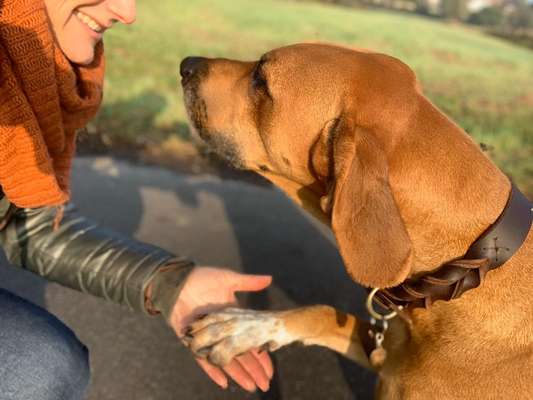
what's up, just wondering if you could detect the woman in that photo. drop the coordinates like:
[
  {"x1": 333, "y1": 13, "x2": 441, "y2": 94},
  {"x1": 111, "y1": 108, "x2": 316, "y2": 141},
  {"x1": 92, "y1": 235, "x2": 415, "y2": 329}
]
[{"x1": 0, "y1": 0, "x2": 273, "y2": 398}]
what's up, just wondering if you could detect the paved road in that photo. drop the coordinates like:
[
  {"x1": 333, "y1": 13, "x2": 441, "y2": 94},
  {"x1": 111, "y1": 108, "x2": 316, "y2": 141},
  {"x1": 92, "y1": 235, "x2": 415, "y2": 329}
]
[{"x1": 0, "y1": 157, "x2": 376, "y2": 400}]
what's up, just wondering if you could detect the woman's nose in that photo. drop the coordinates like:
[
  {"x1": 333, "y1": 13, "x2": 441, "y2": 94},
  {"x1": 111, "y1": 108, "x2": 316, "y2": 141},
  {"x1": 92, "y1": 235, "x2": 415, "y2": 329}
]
[{"x1": 108, "y1": 0, "x2": 136, "y2": 25}]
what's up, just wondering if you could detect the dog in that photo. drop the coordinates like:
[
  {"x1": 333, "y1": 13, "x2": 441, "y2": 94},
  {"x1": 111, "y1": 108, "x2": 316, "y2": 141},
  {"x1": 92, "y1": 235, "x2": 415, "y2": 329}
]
[{"x1": 179, "y1": 43, "x2": 533, "y2": 399}]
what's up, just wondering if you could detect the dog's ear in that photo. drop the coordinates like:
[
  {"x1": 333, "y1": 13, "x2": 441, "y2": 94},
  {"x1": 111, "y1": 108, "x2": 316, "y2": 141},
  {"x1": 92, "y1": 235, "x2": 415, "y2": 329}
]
[{"x1": 326, "y1": 120, "x2": 413, "y2": 288}]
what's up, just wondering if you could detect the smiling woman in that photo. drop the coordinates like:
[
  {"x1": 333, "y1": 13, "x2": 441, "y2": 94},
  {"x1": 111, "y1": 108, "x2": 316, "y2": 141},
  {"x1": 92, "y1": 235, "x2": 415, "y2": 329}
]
[
  {"x1": 44, "y1": 0, "x2": 136, "y2": 65},
  {"x1": 0, "y1": 0, "x2": 274, "y2": 398}
]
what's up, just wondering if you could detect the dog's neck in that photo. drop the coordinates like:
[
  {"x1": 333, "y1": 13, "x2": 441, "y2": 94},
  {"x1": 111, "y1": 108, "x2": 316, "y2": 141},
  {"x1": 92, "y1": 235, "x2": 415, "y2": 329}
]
[
  {"x1": 383, "y1": 95, "x2": 533, "y2": 347},
  {"x1": 387, "y1": 95, "x2": 513, "y2": 277}
]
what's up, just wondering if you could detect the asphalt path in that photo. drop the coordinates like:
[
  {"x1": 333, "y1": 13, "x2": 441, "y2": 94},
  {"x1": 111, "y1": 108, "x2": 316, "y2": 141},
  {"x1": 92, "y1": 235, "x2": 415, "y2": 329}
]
[{"x1": 0, "y1": 157, "x2": 376, "y2": 400}]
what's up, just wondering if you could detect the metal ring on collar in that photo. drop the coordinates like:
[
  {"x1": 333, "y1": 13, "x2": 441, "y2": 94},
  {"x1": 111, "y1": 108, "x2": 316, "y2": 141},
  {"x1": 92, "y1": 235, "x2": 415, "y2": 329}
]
[{"x1": 366, "y1": 288, "x2": 398, "y2": 321}]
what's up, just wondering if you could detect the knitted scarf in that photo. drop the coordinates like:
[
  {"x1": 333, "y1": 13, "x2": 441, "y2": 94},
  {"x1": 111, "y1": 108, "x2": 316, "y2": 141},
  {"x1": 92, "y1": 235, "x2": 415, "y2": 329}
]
[{"x1": 0, "y1": 0, "x2": 104, "y2": 208}]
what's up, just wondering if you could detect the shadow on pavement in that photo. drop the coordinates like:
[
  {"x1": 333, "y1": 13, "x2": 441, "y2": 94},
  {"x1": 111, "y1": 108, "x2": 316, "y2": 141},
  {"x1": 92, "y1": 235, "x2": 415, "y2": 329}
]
[{"x1": 0, "y1": 157, "x2": 376, "y2": 400}]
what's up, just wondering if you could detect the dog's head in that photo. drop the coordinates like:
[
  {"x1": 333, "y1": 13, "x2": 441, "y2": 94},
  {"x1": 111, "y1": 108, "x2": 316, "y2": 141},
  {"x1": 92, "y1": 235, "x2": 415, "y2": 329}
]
[{"x1": 180, "y1": 43, "x2": 505, "y2": 289}]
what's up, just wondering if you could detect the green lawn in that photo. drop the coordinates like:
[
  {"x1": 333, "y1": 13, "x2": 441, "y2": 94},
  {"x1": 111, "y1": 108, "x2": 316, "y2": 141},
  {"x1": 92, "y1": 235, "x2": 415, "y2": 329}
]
[{"x1": 95, "y1": 0, "x2": 533, "y2": 194}]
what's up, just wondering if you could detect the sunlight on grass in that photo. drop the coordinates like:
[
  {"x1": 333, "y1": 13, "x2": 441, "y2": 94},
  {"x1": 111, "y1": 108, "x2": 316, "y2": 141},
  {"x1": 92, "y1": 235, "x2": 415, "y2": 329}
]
[{"x1": 96, "y1": 0, "x2": 532, "y2": 193}]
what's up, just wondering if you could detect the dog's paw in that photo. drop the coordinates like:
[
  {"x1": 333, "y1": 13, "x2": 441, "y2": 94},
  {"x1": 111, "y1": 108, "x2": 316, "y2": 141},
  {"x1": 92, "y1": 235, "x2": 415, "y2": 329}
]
[{"x1": 183, "y1": 307, "x2": 292, "y2": 366}]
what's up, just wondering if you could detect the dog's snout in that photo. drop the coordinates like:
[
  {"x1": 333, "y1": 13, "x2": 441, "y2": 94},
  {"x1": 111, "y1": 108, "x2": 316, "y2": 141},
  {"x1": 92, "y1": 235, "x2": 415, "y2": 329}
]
[{"x1": 180, "y1": 56, "x2": 207, "y2": 81}]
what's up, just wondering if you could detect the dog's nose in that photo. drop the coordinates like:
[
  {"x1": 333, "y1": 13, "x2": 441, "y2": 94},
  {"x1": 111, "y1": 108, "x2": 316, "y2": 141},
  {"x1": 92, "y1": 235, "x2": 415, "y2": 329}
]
[{"x1": 180, "y1": 56, "x2": 207, "y2": 81}]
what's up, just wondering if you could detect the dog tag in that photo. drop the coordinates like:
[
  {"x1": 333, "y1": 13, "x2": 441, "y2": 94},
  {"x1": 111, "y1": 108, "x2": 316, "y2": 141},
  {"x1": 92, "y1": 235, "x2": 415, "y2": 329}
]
[
  {"x1": 368, "y1": 318, "x2": 388, "y2": 369},
  {"x1": 369, "y1": 332, "x2": 387, "y2": 368}
]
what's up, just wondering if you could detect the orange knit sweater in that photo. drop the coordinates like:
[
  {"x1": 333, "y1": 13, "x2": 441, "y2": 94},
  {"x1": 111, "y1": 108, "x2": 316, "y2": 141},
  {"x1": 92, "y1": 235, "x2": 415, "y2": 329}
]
[{"x1": 0, "y1": 0, "x2": 104, "y2": 208}]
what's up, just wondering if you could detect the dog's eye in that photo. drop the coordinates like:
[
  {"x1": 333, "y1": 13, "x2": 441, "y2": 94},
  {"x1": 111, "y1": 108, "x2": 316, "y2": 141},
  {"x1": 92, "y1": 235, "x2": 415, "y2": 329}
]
[{"x1": 251, "y1": 64, "x2": 267, "y2": 91}]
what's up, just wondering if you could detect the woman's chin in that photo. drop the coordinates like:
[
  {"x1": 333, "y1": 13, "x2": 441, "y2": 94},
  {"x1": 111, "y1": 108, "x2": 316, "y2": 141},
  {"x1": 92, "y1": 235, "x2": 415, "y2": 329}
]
[{"x1": 62, "y1": 43, "x2": 96, "y2": 66}]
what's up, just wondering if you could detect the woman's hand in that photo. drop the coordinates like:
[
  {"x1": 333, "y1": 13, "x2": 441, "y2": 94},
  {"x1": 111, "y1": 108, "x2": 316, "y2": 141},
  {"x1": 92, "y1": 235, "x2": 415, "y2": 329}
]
[{"x1": 169, "y1": 267, "x2": 273, "y2": 392}]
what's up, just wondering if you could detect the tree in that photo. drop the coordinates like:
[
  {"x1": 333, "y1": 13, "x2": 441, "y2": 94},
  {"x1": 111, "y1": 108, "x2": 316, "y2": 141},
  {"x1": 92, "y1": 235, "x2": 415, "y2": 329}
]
[
  {"x1": 468, "y1": 6, "x2": 504, "y2": 26},
  {"x1": 506, "y1": 0, "x2": 533, "y2": 30},
  {"x1": 441, "y1": 0, "x2": 469, "y2": 20}
]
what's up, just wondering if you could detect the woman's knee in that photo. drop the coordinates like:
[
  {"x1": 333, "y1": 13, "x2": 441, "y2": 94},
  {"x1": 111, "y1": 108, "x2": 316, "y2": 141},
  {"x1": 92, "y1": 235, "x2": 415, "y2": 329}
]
[{"x1": 0, "y1": 289, "x2": 90, "y2": 400}]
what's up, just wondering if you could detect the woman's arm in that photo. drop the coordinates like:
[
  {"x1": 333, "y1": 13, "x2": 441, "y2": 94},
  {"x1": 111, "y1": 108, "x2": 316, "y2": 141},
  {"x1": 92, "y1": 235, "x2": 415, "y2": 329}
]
[
  {"x1": 0, "y1": 197, "x2": 193, "y2": 313},
  {"x1": 0, "y1": 194, "x2": 273, "y2": 392}
]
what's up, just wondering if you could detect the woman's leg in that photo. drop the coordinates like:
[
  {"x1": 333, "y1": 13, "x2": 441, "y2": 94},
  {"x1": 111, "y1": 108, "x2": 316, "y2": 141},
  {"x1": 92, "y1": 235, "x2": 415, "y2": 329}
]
[{"x1": 0, "y1": 288, "x2": 90, "y2": 400}]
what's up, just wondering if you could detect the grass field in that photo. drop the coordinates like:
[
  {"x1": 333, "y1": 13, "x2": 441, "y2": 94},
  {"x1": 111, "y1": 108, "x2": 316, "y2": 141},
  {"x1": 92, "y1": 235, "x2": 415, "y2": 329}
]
[{"x1": 93, "y1": 0, "x2": 533, "y2": 194}]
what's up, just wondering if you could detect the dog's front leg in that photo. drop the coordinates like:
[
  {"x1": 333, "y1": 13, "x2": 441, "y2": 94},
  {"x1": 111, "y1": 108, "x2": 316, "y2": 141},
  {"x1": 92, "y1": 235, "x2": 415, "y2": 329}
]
[{"x1": 185, "y1": 305, "x2": 372, "y2": 370}]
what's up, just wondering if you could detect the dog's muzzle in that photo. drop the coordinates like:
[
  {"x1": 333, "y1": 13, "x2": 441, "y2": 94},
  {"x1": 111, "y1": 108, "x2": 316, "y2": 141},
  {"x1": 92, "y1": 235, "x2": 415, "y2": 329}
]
[
  {"x1": 180, "y1": 56, "x2": 209, "y2": 138},
  {"x1": 180, "y1": 56, "x2": 208, "y2": 86}
]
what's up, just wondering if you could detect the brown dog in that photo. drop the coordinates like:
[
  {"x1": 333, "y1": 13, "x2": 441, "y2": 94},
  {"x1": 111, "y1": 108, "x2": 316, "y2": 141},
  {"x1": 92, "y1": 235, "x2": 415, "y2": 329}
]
[{"x1": 180, "y1": 43, "x2": 533, "y2": 399}]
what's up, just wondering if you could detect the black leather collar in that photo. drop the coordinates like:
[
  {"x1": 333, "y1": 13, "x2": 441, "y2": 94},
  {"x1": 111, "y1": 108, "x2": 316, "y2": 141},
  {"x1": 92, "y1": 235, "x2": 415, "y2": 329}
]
[
  {"x1": 465, "y1": 184, "x2": 533, "y2": 269},
  {"x1": 374, "y1": 183, "x2": 533, "y2": 311}
]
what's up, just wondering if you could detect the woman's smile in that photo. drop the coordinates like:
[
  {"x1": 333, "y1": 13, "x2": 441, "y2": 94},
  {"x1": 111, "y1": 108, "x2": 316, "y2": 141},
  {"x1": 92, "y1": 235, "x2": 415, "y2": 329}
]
[
  {"x1": 74, "y1": 10, "x2": 106, "y2": 35},
  {"x1": 45, "y1": 0, "x2": 136, "y2": 65}
]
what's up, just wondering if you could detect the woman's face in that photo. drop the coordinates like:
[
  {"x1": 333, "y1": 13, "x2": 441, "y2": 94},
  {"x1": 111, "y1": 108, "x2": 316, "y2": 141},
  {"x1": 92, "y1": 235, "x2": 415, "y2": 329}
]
[{"x1": 44, "y1": 0, "x2": 136, "y2": 65}]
